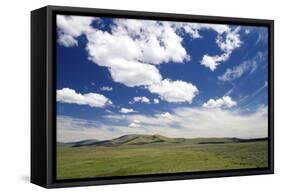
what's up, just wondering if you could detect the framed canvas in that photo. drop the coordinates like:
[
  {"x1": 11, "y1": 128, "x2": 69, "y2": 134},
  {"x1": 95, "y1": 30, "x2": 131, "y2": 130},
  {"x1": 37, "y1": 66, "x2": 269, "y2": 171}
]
[{"x1": 31, "y1": 5, "x2": 274, "y2": 188}]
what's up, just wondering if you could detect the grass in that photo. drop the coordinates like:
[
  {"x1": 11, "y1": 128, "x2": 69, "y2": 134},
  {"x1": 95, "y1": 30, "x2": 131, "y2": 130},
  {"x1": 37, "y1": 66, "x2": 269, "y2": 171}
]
[{"x1": 57, "y1": 140, "x2": 268, "y2": 180}]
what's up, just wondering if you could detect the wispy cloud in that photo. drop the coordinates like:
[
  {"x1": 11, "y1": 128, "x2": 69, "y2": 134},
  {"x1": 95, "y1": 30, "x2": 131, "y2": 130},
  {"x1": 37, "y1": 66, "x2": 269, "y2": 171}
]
[
  {"x1": 218, "y1": 52, "x2": 265, "y2": 82},
  {"x1": 224, "y1": 86, "x2": 235, "y2": 96},
  {"x1": 129, "y1": 120, "x2": 141, "y2": 128},
  {"x1": 252, "y1": 81, "x2": 268, "y2": 97},
  {"x1": 245, "y1": 29, "x2": 251, "y2": 34},
  {"x1": 255, "y1": 27, "x2": 268, "y2": 45},
  {"x1": 57, "y1": 105, "x2": 268, "y2": 142},
  {"x1": 239, "y1": 81, "x2": 268, "y2": 108},
  {"x1": 100, "y1": 86, "x2": 113, "y2": 91}
]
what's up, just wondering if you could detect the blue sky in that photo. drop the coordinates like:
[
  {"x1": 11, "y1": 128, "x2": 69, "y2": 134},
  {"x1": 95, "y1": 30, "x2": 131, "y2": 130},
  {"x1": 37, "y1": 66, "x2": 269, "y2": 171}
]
[{"x1": 56, "y1": 15, "x2": 268, "y2": 142}]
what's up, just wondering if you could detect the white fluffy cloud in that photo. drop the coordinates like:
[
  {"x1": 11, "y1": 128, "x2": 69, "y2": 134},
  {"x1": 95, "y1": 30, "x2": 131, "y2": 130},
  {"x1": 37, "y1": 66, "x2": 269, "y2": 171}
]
[
  {"x1": 100, "y1": 86, "x2": 113, "y2": 91},
  {"x1": 201, "y1": 27, "x2": 242, "y2": 71},
  {"x1": 57, "y1": 88, "x2": 112, "y2": 108},
  {"x1": 218, "y1": 52, "x2": 264, "y2": 82},
  {"x1": 85, "y1": 21, "x2": 198, "y2": 103},
  {"x1": 201, "y1": 54, "x2": 229, "y2": 71},
  {"x1": 176, "y1": 23, "x2": 230, "y2": 39},
  {"x1": 130, "y1": 96, "x2": 150, "y2": 104},
  {"x1": 56, "y1": 17, "x2": 244, "y2": 102},
  {"x1": 156, "y1": 112, "x2": 174, "y2": 119},
  {"x1": 85, "y1": 28, "x2": 163, "y2": 87},
  {"x1": 119, "y1": 108, "x2": 137, "y2": 114},
  {"x1": 57, "y1": 15, "x2": 97, "y2": 47},
  {"x1": 203, "y1": 96, "x2": 237, "y2": 109},
  {"x1": 148, "y1": 79, "x2": 198, "y2": 103},
  {"x1": 112, "y1": 19, "x2": 190, "y2": 64},
  {"x1": 57, "y1": 16, "x2": 199, "y2": 103},
  {"x1": 173, "y1": 23, "x2": 242, "y2": 71},
  {"x1": 216, "y1": 27, "x2": 241, "y2": 52},
  {"x1": 153, "y1": 98, "x2": 160, "y2": 104}
]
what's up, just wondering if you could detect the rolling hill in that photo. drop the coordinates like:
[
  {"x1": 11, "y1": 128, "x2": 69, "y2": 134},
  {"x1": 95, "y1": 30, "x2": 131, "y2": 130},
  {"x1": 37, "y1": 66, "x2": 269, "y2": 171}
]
[
  {"x1": 57, "y1": 134, "x2": 268, "y2": 148},
  {"x1": 57, "y1": 139, "x2": 99, "y2": 147}
]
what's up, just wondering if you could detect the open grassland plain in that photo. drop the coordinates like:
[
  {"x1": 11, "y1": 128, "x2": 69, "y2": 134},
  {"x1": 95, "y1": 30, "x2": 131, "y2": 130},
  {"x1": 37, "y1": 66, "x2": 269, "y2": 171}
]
[{"x1": 57, "y1": 135, "x2": 268, "y2": 180}]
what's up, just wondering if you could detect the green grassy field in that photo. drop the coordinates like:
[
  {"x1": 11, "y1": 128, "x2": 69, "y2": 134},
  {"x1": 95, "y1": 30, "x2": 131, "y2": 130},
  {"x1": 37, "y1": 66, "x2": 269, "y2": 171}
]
[{"x1": 57, "y1": 137, "x2": 268, "y2": 180}]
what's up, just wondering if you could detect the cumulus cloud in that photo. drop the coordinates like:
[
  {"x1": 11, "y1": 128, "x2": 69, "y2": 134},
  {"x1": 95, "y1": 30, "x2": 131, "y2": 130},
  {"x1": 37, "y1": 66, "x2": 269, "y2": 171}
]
[
  {"x1": 100, "y1": 86, "x2": 113, "y2": 91},
  {"x1": 173, "y1": 23, "x2": 242, "y2": 71},
  {"x1": 201, "y1": 54, "x2": 229, "y2": 71},
  {"x1": 216, "y1": 27, "x2": 241, "y2": 52},
  {"x1": 85, "y1": 21, "x2": 198, "y2": 102},
  {"x1": 130, "y1": 96, "x2": 150, "y2": 104},
  {"x1": 218, "y1": 52, "x2": 264, "y2": 82},
  {"x1": 85, "y1": 28, "x2": 163, "y2": 87},
  {"x1": 152, "y1": 22, "x2": 242, "y2": 71},
  {"x1": 57, "y1": 15, "x2": 97, "y2": 47},
  {"x1": 156, "y1": 112, "x2": 173, "y2": 119},
  {"x1": 56, "y1": 17, "x2": 246, "y2": 102},
  {"x1": 119, "y1": 108, "x2": 137, "y2": 114},
  {"x1": 148, "y1": 79, "x2": 198, "y2": 103},
  {"x1": 201, "y1": 27, "x2": 242, "y2": 71},
  {"x1": 57, "y1": 16, "x2": 199, "y2": 103},
  {"x1": 175, "y1": 23, "x2": 230, "y2": 39},
  {"x1": 153, "y1": 98, "x2": 160, "y2": 104},
  {"x1": 112, "y1": 19, "x2": 190, "y2": 64},
  {"x1": 203, "y1": 96, "x2": 237, "y2": 109},
  {"x1": 57, "y1": 88, "x2": 112, "y2": 108}
]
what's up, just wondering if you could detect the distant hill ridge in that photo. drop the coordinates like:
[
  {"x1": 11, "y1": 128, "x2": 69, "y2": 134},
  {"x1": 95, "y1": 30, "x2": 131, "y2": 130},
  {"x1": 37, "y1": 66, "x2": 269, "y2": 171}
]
[
  {"x1": 57, "y1": 134, "x2": 268, "y2": 148},
  {"x1": 58, "y1": 139, "x2": 99, "y2": 147}
]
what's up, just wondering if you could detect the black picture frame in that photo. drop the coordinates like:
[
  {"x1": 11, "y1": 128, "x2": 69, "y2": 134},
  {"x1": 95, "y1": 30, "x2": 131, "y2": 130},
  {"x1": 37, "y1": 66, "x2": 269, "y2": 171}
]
[{"x1": 31, "y1": 5, "x2": 274, "y2": 188}]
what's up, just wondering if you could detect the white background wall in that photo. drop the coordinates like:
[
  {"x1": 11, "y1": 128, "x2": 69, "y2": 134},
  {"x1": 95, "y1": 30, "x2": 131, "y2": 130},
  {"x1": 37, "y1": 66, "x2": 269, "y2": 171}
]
[{"x1": 0, "y1": 0, "x2": 279, "y2": 193}]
